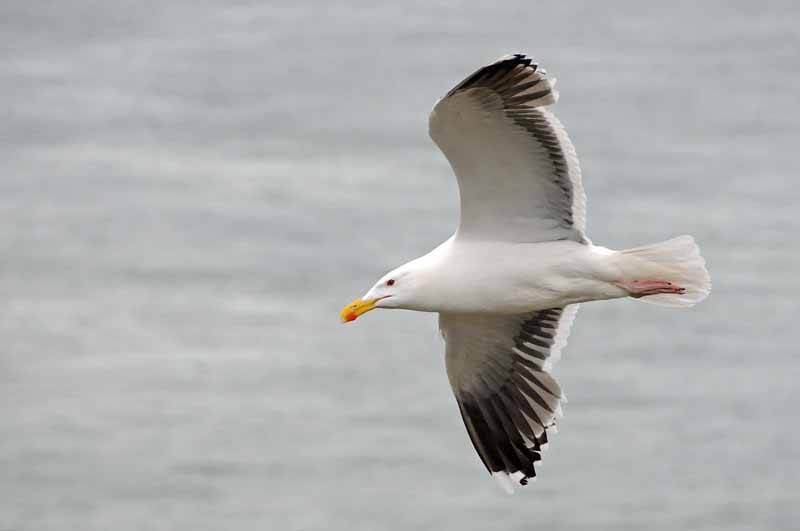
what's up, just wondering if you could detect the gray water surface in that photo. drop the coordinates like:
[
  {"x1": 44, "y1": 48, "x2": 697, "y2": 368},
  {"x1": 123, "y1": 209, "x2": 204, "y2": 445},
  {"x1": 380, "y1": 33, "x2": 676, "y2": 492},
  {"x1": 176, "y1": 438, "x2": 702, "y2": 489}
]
[{"x1": 1, "y1": 2, "x2": 799, "y2": 530}]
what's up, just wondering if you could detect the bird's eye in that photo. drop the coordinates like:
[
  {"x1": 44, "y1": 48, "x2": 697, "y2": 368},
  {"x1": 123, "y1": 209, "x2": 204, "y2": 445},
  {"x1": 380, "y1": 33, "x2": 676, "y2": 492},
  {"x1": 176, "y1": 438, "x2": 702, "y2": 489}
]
[{"x1": 386, "y1": 279, "x2": 395, "y2": 286}]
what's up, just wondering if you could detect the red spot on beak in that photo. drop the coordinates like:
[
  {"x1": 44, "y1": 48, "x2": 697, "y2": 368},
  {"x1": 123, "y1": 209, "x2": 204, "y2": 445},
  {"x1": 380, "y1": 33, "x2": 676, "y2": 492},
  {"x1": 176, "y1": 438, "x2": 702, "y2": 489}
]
[{"x1": 344, "y1": 312, "x2": 357, "y2": 322}]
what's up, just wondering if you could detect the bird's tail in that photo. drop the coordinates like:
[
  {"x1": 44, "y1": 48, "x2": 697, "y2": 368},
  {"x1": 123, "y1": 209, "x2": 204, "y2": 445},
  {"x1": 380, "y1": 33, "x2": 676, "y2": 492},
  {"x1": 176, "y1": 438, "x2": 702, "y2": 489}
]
[{"x1": 619, "y1": 235, "x2": 711, "y2": 307}]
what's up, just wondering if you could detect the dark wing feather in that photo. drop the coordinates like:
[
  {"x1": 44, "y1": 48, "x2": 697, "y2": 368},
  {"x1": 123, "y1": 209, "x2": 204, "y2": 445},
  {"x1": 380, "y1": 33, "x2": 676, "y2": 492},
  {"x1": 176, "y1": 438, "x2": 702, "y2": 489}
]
[
  {"x1": 429, "y1": 54, "x2": 588, "y2": 243},
  {"x1": 440, "y1": 306, "x2": 578, "y2": 490}
]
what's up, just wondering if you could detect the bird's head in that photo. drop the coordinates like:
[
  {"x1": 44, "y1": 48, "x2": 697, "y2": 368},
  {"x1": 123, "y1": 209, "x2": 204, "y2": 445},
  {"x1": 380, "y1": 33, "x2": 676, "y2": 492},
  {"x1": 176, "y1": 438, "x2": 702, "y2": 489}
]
[{"x1": 340, "y1": 266, "x2": 417, "y2": 323}]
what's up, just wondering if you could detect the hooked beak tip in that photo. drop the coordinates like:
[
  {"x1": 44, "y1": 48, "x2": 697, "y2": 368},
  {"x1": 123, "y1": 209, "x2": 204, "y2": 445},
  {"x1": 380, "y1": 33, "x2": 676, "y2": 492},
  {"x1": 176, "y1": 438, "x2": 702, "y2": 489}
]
[{"x1": 340, "y1": 297, "x2": 377, "y2": 324}]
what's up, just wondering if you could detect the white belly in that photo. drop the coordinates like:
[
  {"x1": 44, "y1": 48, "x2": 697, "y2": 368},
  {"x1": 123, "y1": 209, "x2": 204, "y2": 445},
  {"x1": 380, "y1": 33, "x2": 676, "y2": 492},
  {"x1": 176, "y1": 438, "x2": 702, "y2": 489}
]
[{"x1": 409, "y1": 238, "x2": 625, "y2": 314}]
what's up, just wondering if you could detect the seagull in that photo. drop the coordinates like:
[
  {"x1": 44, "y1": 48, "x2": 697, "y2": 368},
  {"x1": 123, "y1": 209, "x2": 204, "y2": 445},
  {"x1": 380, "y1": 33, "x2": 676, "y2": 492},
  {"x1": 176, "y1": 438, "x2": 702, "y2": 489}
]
[{"x1": 340, "y1": 54, "x2": 710, "y2": 493}]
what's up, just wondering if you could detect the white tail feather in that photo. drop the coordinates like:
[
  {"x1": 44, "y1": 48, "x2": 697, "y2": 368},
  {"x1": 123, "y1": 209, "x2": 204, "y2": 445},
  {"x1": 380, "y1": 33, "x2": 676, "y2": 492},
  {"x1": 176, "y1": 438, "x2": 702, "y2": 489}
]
[{"x1": 620, "y1": 235, "x2": 711, "y2": 307}]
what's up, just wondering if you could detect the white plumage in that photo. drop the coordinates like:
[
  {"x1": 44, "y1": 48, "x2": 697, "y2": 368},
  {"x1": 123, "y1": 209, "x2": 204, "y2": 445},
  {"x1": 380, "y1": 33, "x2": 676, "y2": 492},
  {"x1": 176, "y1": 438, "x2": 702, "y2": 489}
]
[
  {"x1": 341, "y1": 54, "x2": 711, "y2": 492},
  {"x1": 429, "y1": 57, "x2": 587, "y2": 242}
]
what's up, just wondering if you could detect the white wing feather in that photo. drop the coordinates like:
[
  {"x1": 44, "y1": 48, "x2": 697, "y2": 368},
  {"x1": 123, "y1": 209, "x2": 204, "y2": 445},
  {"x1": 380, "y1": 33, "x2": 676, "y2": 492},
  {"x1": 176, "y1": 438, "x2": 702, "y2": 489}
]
[
  {"x1": 429, "y1": 54, "x2": 587, "y2": 243},
  {"x1": 440, "y1": 306, "x2": 577, "y2": 491}
]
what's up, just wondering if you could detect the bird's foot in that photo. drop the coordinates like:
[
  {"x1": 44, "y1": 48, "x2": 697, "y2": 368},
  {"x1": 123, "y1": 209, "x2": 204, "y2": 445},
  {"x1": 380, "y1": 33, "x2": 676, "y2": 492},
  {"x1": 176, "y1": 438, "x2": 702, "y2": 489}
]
[{"x1": 617, "y1": 279, "x2": 686, "y2": 298}]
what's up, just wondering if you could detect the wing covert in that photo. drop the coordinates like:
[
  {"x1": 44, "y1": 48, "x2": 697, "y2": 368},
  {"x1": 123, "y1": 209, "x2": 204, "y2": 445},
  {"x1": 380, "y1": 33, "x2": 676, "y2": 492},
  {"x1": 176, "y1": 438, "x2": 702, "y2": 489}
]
[
  {"x1": 429, "y1": 54, "x2": 587, "y2": 243},
  {"x1": 440, "y1": 306, "x2": 578, "y2": 491}
]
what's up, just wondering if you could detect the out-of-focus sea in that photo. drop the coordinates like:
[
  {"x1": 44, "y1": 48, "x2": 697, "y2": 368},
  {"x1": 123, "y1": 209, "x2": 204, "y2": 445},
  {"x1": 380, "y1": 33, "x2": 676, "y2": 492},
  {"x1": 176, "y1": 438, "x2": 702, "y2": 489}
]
[{"x1": 1, "y1": 1, "x2": 798, "y2": 530}]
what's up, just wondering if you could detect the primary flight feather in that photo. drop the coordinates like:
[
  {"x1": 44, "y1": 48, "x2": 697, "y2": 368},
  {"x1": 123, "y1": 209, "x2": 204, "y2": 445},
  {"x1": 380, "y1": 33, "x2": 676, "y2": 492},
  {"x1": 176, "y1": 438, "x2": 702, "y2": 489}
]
[{"x1": 341, "y1": 54, "x2": 711, "y2": 493}]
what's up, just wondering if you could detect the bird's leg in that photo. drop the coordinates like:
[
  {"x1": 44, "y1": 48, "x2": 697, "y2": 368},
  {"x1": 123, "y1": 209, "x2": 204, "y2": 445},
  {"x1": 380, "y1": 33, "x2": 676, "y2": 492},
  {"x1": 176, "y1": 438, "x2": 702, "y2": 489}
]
[{"x1": 615, "y1": 279, "x2": 686, "y2": 298}]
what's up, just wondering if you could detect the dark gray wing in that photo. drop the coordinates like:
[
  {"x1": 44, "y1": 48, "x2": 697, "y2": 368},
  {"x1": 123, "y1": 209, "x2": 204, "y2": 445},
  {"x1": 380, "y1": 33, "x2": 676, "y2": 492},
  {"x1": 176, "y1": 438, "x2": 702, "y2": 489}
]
[
  {"x1": 440, "y1": 305, "x2": 578, "y2": 492},
  {"x1": 429, "y1": 54, "x2": 588, "y2": 244}
]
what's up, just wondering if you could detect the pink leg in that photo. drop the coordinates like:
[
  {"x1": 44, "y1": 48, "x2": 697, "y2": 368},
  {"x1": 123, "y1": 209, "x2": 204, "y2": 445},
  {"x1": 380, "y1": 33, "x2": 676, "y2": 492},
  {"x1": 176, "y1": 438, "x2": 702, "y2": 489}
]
[{"x1": 616, "y1": 279, "x2": 686, "y2": 298}]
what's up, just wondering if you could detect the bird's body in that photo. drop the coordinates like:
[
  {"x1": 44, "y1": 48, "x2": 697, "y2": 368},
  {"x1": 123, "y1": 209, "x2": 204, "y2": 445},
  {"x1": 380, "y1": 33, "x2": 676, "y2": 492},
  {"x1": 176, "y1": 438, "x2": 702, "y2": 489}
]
[
  {"x1": 387, "y1": 237, "x2": 627, "y2": 314},
  {"x1": 341, "y1": 54, "x2": 710, "y2": 492}
]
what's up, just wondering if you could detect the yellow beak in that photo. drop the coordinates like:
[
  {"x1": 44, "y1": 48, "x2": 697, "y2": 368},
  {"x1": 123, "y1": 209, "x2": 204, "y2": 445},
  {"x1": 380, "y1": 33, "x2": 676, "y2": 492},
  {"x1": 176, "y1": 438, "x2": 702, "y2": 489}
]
[{"x1": 340, "y1": 297, "x2": 378, "y2": 323}]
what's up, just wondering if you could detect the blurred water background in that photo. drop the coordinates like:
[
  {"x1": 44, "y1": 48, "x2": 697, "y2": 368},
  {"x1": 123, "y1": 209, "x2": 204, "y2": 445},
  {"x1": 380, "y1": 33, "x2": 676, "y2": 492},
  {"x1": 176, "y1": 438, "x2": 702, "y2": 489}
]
[{"x1": 1, "y1": 1, "x2": 799, "y2": 530}]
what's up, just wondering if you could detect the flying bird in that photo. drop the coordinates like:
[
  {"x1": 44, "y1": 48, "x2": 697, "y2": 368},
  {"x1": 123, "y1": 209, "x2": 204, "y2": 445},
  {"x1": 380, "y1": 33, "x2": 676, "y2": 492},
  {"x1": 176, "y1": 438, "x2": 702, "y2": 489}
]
[{"x1": 340, "y1": 54, "x2": 710, "y2": 493}]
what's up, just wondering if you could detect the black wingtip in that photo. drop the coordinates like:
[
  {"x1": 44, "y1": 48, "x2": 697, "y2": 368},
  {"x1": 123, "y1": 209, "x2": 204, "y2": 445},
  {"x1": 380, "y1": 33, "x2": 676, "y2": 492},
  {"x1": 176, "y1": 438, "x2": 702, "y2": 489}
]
[
  {"x1": 444, "y1": 53, "x2": 550, "y2": 100},
  {"x1": 502, "y1": 53, "x2": 536, "y2": 70}
]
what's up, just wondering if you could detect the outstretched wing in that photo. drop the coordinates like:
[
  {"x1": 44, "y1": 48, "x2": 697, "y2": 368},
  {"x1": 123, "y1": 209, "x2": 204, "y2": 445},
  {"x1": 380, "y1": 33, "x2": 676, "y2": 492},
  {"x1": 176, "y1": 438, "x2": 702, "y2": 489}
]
[
  {"x1": 429, "y1": 54, "x2": 587, "y2": 244},
  {"x1": 440, "y1": 306, "x2": 578, "y2": 492}
]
